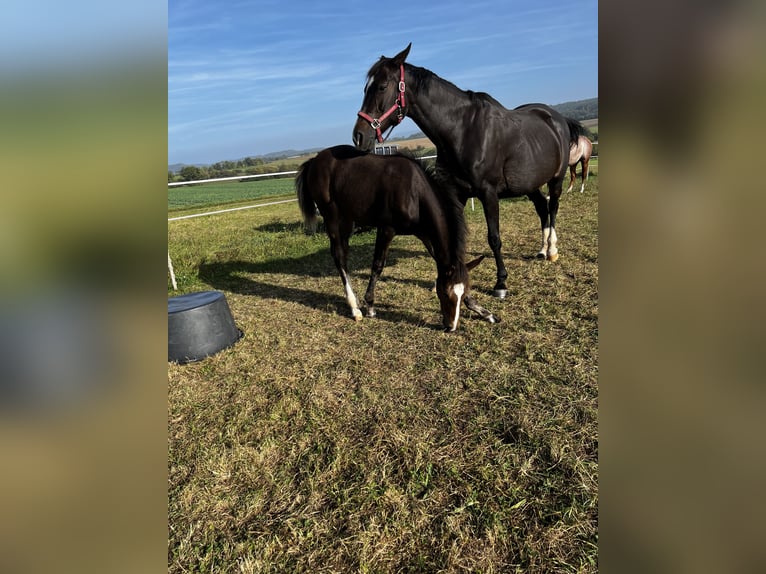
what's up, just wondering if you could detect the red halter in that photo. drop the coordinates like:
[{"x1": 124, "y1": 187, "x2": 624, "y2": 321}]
[{"x1": 357, "y1": 64, "x2": 406, "y2": 143}]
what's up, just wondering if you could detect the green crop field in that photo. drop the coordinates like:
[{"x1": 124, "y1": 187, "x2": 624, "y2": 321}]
[
  {"x1": 169, "y1": 176, "x2": 297, "y2": 212},
  {"x1": 168, "y1": 162, "x2": 598, "y2": 215},
  {"x1": 168, "y1": 169, "x2": 598, "y2": 572}
]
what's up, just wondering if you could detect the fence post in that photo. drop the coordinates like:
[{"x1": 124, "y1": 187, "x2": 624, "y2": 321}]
[{"x1": 168, "y1": 252, "x2": 178, "y2": 291}]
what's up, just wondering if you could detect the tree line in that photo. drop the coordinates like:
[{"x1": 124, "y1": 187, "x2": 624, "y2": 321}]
[{"x1": 168, "y1": 156, "x2": 307, "y2": 183}]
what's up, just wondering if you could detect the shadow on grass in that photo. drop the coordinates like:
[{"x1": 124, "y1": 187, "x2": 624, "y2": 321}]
[
  {"x1": 197, "y1": 246, "x2": 444, "y2": 329},
  {"x1": 252, "y1": 221, "x2": 378, "y2": 235}
]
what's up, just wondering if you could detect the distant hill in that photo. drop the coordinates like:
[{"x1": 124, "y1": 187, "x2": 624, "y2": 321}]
[
  {"x1": 169, "y1": 162, "x2": 209, "y2": 173},
  {"x1": 551, "y1": 98, "x2": 598, "y2": 121},
  {"x1": 169, "y1": 149, "x2": 325, "y2": 173},
  {"x1": 257, "y1": 148, "x2": 324, "y2": 161}
]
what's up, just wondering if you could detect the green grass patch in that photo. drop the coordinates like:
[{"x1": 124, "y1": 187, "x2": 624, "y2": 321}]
[
  {"x1": 168, "y1": 174, "x2": 598, "y2": 572},
  {"x1": 169, "y1": 177, "x2": 296, "y2": 212}
]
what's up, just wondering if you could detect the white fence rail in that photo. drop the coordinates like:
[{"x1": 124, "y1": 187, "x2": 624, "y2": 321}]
[
  {"x1": 168, "y1": 156, "x2": 438, "y2": 189},
  {"x1": 167, "y1": 155, "x2": 438, "y2": 222},
  {"x1": 167, "y1": 170, "x2": 299, "y2": 187},
  {"x1": 167, "y1": 153, "x2": 598, "y2": 223},
  {"x1": 168, "y1": 199, "x2": 298, "y2": 222}
]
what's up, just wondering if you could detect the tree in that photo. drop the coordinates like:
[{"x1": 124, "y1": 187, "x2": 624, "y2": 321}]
[{"x1": 179, "y1": 165, "x2": 204, "y2": 182}]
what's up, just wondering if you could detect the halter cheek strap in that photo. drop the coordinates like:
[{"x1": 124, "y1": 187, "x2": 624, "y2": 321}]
[{"x1": 357, "y1": 64, "x2": 406, "y2": 143}]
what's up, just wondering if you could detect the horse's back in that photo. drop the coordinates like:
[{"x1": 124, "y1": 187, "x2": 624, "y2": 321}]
[
  {"x1": 309, "y1": 146, "x2": 424, "y2": 226},
  {"x1": 512, "y1": 103, "x2": 570, "y2": 139},
  {"x1": 482, "y1": 104, "x2": 571, "y2": 190}
]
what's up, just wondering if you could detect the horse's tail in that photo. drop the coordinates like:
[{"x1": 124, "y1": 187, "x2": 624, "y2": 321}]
[
  {"x1": 565, "y1": 117, "x2": 592, "y2": 147},
  {"x1": 295, "y1": 158, "x2": 318, "y2": 233}
]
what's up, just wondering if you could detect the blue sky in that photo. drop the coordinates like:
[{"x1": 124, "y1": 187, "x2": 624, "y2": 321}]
[{"x1": 169, "y1": 0, "x2": 598, "y2": 165}]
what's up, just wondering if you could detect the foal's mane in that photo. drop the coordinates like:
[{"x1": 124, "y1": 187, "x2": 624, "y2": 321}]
[
  {"x1": 378, "y1": 149, "x2": 466, "y2": 263},
  {"x1": 418, "y1": 160, "x2": 467, "y2": 263}
]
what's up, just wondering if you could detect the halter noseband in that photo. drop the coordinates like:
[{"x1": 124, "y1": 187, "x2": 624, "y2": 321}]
[{"x1": 357, "y1": 64, "x2": 406, "y2": 143}]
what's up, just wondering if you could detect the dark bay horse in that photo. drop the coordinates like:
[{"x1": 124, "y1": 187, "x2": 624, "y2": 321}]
[
  {"x1": 295, "y1": 145, "x2": 497, "y2": 331},
  {"x1": 353, "y1": 43, "x2": 588, "y2": 297},
  {"x1": 567, "y1": 135, "x2": 593, "y2": 193}
]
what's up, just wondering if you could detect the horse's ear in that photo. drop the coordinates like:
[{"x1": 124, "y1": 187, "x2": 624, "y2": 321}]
[
  {"x1": 466, "y1": 255, "x2": 486, "y2": 271},
  {"x1": 392, "y1": 43, "x2": 412, "y2": 65}
]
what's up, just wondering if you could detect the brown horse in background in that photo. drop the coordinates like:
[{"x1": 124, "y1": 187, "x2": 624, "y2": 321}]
[{"x1": 567, "y1": 135, "x2": 593, "y2": 193}]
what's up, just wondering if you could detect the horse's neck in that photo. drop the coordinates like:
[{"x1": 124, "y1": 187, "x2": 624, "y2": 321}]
[
  {"x1": 407, "y1": 67, "x2": 473, "y2": 153},
  {"x1": 420, "y1": 191, "x2": 460, "y2": 267}
]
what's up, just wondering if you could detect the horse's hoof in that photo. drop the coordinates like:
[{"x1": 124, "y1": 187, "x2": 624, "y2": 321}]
[
  {"x1": 536, "y1": 252, "x2": 546, "y2": 259},
  {"x1": 547, "y1": 253, "x2": 559, "y2": 262},
  {"x1": 366, "y1": 308, "x2": 376, "y2": 318},
  {"x1": 493, "y1": 289, "x2": 507, "y2": 299}
]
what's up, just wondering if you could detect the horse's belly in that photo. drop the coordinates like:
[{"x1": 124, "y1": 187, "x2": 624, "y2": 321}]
[
  {"x1": 502, "y1": 153, "x2": 561, "y2": 192},
  {"x1": 499, "y1": 185, "x2": 532, "y2": 198}
]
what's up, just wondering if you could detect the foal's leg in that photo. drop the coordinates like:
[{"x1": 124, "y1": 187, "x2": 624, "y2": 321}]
[
  {"x1": 363, "y1": 226, "x2": 395, "y2": 318},
  {"x1": 463, "y1": 294, "x2": 499, "y2": 324},
  {"x1": 328, "y1": 223, "x2": 363, "y2": 321},
  {"x1": 529, "y1": 189, "x2": 552, "y2": 259},
  {"x1": 479, "y1": 191, "x2": 509, "y2": 298}
]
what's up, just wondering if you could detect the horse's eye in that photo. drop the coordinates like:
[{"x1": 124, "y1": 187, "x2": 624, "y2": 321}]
[{"x1": 378, "y1": 83, "x2": 387, "y2": 92}]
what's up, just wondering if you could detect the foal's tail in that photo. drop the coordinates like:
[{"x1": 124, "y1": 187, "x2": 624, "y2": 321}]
[
  {"x1": 295, "y1": 158, "x2": 318, "y2": 233},
  {"x1": 565, "y1": 117, "x2": 592, "y2": 147}
]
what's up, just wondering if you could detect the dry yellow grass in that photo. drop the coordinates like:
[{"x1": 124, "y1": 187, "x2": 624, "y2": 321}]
[
  {"x1": 389, "y1": 136, "x2": 434, "y2": 150},
  {"x1": 168, "y1": 174, "x2": 598, "y2": 572}
]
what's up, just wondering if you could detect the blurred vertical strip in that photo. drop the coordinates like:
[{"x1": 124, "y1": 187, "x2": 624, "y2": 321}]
[
  {"x1": 600, "y1": 0, "x2": 766, "y2": 572},
  {"x1": 0, "y1": 1, "x2": 167, "y2": 573}
]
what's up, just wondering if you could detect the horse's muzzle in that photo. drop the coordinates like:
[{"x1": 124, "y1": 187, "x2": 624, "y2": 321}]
[
  {"x1": 352, "y1": 129, "x2": 373, "y2": 152},
  {"x1": 352, "y1": 118, "x2": 376, "y2": 152}
]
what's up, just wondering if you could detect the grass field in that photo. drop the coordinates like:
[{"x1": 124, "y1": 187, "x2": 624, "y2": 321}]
[
  {"x1": 168, "y1": 168, "x2": 598, "y2": 572},
  {"x1": 169, "y1": 177, "x2": 297, "y2": 212}
]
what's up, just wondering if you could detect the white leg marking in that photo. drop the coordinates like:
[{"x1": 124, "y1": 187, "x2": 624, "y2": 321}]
[
  {"x1": 450, "y1": 283, "x2": 465, "y2": 331},
  {"x1": 341, "y1": 271, "x2": 362, "y2": 320},
  {"x1": 539, "y1": 226, "x2": 551, "y2": 256},
  {"x1": 548, "y1": 227, "x2": 559, "y2": 259}
]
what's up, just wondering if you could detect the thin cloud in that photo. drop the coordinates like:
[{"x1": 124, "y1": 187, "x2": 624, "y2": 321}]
[{"x1": 169, "y1": 0, "x2": 598, "y2": 163}]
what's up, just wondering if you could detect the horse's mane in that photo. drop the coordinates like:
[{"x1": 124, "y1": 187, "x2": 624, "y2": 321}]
[
  {"x1": 366, "y1": 59, "x2": 465, "y2": 102},
  {"x1": 420, "y1": 161, "x2": 467, "y2": 264},
  {"x1": 379, "y1": 149, "x2": 466, "y2": 263},
  {"x1": 468, "y1": 90, "x2": 505, "y2": 108},
  {"x1": 404, "y1": 63, "x2": 504, "y2": 110},
  {"x1": 406, "y1": 64, "x2": 465, "y2": 101}
]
